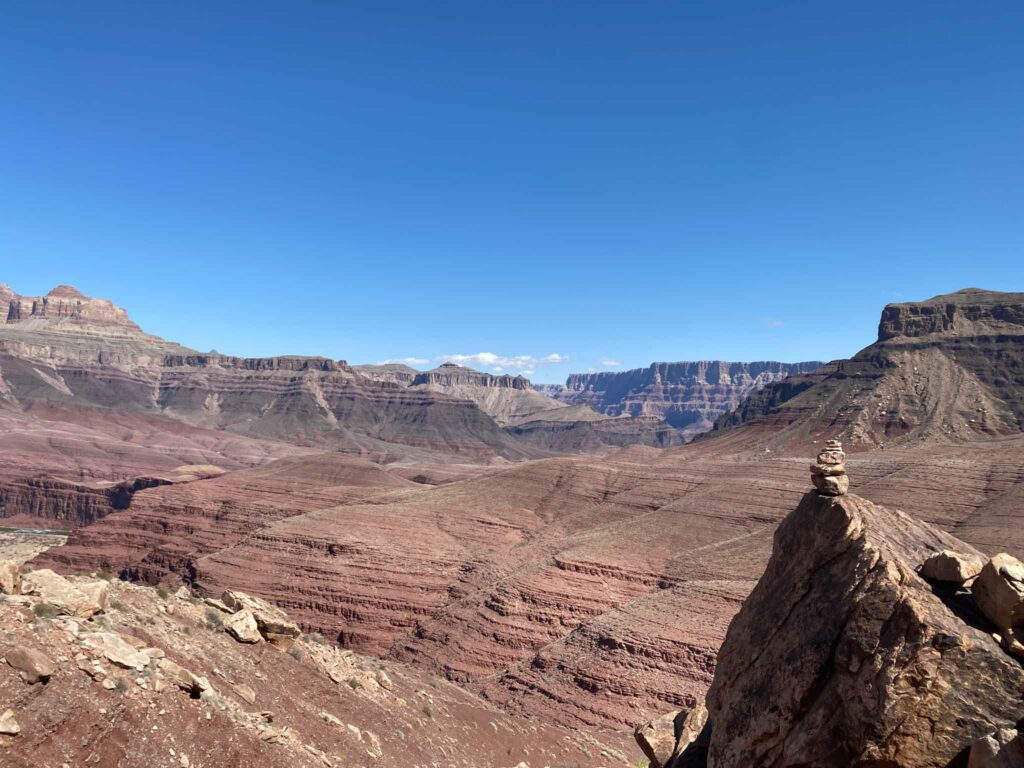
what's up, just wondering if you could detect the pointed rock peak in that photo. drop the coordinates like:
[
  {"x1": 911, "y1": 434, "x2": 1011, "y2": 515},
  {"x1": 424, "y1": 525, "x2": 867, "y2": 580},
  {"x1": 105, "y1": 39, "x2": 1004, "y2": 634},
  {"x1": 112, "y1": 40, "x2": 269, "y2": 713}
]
[{"x1": 47, "y1": 285, "x2": 88, "y2": 299}]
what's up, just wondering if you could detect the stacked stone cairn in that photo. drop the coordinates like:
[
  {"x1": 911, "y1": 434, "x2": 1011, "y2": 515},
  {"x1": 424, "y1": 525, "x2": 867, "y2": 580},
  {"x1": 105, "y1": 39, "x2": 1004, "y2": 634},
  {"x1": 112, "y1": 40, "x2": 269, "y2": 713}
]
[{"x1": 810, "y1": 439, "x2": 849, "y2": 496}]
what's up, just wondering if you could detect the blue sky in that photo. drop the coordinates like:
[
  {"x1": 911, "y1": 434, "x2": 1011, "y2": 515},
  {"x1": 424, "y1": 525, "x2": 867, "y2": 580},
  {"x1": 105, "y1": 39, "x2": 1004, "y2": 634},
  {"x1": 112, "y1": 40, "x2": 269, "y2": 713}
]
[{"x1": 2, "y1": 1, "x2": 1022, "y2": 383}]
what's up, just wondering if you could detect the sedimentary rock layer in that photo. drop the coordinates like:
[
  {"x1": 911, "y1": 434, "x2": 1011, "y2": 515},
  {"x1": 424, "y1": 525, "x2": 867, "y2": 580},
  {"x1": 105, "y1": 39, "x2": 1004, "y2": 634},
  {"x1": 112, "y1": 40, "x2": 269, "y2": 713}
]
[{"x1": 552, "y1": 360, "x2": 823, "y2": 440}]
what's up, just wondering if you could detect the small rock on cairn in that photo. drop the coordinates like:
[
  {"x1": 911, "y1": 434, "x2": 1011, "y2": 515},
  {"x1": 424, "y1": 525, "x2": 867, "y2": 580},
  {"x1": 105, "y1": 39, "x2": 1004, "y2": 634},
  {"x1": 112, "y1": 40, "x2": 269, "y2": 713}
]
[{"x1": 811, "y1": 439, "x2": 849, "y2": 496}]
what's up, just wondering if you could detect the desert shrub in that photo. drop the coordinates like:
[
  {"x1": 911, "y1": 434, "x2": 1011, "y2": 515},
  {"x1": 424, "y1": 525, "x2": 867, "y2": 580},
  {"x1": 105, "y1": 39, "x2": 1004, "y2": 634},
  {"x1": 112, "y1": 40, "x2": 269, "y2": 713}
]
[
  {"x1": 32, "y1": 602, "x2": 59, "y2": 619},
  {"x1": 156, "y1": 586, "x2": 170, "y2": 600},
  {"x1": 204, "y1": 608, "x2": 224, "y2": 629},
  {"x1": 422, "y1": 704, "x2": 433, "y2": 718},
  {"x1": 348, "y1": 677, "x2": 361, "y2": 690}
]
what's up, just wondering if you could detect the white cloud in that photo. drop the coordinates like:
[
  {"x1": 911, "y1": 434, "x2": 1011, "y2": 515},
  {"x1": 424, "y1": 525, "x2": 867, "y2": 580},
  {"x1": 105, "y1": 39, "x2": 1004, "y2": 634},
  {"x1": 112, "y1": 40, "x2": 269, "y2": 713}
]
[
  {"x1": 600, "y1": 359, "x2": 621, "y2": 367},
  {"x1": 763, "y1": 318, "x2": 785, "y2": 329},
  {"x1": 380, "y1": 357, "x2": 430, "y2": 366},
  {"x1": 435, "y1": 352, "x2": 568, "y2": 375}
]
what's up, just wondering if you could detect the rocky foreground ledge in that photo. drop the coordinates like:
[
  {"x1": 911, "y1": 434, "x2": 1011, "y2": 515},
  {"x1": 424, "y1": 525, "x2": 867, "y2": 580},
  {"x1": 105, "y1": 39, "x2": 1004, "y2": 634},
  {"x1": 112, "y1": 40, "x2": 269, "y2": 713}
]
[{"x1": 637, "y1": 491, "x2": 1024, "y2": 768}]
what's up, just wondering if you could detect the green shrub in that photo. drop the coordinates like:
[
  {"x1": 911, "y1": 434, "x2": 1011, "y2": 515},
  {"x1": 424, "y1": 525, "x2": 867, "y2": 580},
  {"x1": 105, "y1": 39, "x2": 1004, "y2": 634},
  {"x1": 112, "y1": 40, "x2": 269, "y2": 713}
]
[
  {"x1": 156, "y1": 586, "x2": 170, "y2": 600},
  {"x1": 348, "y1": 676, "x2": 361, "y2": 690}
]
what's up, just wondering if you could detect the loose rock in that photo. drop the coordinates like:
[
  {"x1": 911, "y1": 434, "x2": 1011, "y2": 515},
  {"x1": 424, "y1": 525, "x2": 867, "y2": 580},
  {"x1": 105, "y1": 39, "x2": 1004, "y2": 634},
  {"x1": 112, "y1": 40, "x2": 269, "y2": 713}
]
[
  {"x1": 0, "y1": 560, "x2": 21, "y2": 594},
  {"x1": 0, "y1": 709, "x2": 19, "y2": 736},
  {"x1": 972, "y1": 552, "x2": 1024, "y2": 631},
  {"x1": 921, "y1": 549, "x2": 985, "y2": 583},
  {"x1": 6, "y1": 645, "x2": 57, "y2": 684}
]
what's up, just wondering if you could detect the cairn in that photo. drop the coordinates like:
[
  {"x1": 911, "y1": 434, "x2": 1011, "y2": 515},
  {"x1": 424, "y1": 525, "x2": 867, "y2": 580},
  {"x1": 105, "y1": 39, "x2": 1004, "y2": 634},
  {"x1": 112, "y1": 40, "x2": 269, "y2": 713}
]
[{"x1": 811, "y1": 439, "x2": 848, "y2": 496}]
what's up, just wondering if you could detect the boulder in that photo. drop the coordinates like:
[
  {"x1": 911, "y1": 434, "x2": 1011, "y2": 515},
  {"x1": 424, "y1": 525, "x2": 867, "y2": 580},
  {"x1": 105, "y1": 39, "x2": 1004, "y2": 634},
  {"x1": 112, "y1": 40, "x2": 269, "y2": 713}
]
[
  {"x1": 81, "y1": 632, "x2": 152, "y2": 671},
  {"x1": 969, "y1": 729, "x2": 1024, "y2": 767},
  {"x1": 0, "y1": 709, "x2": 19, "y2": 736},
  {"x1": 221, "y1": 590, "x2": 300, "y2": 645},
  {"x1": 6, "y1": 646, "x2": 57, "y2": 684},
  {"x1": 972, "y1": 553, "x2": 1024, "y2": 630},
  {"x1": 634, "y1": 704, "x2": 708, "y2": 768},
  {"x1": 224, "y1": 610, "x2": 262, "y2": 644},
  {"x1": 705, "y1": 492, "x2": 1024, "y2": 767},
  {"x1": 921, "y1": 549, "x2": 985, "y2": 583},
  {"x1": 0, "y1": 560, "x2": 21, "y2": 595},
  {"x1": 20, "y1": 570, "x2": 107, "y2": 618},
  {"x1": 635, "y1": 710, "x2": 679, "y2": 768},
  {"x1": 233, "y1": 683, "x2": 257, "y2": 704},
  {"x1": 158, "y1": 658, "x2": 212, "y2": 697}
]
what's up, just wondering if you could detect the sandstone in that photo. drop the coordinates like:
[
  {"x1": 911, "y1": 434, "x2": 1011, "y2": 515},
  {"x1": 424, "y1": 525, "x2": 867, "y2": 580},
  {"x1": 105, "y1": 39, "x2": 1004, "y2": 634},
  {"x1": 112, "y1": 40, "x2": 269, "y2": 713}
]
[
  {"x1": 969, "y1": 728, "x2": 1024, "y2": 768},
  {"x1": 232, "y1": 683, "x2": 257, "y2": 704},
  {"x1": 6, "y1": 645, "x2": 57, "y2": 684},
  {"x1": 81, "y1": 633, "x2": 152, "y2": 671},
  {"x1": 221, "y1": 590, "x2": 300, "y2": 644},
  {"x1": 706, "y1": 492, "x2": 1024, "y2": 766},
  {"x1": 811, "y1": 472, "x2": 849, "y2": 496},
  {"x1": 972, "y1": 552, "x2": 1024, "y2": 631},
  {"x1": 224, "y1": 610, "x2": 262, "y2": 644},
  {"x1": 634, "y1": 703, "x2": 707, "y2": 768},
  {"x1": 0, "y1": 708, "x2": 19, "y2": 736},
  {"x1": 20, "y1": 570, "x2": 107, "y2": 618},
  {"x1": 921, "y1": 549, "x2": 985, "y2": 583},
  {"x1": 0, "y1": 560, "x2": 21, "y2": 594},
  {"x1": 157, "y1": 658, "x2": 212, "y2": 697}
]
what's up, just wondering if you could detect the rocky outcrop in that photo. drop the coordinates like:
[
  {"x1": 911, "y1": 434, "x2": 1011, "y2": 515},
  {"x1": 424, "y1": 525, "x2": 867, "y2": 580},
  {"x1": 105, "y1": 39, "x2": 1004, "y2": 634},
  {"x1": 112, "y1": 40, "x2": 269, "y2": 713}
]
[
  {"x1": 878, "y1": 287, "x2": 1024, "y2": 341},
  {"x1": 409, "y1": 363, "x2": 571, "y2": 426},
  {"x1": 710, "y1": 289, "x2": 1024, "y2": 448},
  {"x1": 555, "y1": 361, "x2": 823, "y2": 440},
  {"x1": 3, "y1": 285, "x2": 141, "y2": 332},
  {"x1": 0, "y1": 282, "x2": 540, "y2": 466},
  {"x1": 703, "y1": 490, "x2": 1024, "y2": 767}
]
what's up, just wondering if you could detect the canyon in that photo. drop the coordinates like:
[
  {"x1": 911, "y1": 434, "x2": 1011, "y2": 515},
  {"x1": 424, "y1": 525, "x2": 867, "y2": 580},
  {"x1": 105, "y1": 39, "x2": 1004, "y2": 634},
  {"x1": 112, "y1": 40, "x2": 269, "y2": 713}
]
[
  {"x1": 4, "y1": 284, "x2": 1024, "y2": 767},
  {"x1": 543, "y1": 360, "x2": 823, "y2": 440}
]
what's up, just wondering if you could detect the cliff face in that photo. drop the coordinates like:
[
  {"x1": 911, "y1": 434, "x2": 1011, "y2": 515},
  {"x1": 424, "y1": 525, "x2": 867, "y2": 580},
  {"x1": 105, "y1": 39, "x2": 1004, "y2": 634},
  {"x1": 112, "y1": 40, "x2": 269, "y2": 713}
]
[
  {"x1": 4, "y1": 284, "x2": 142, "y2": 332},
  {"x1": 555, "y1": 361, "x2": 823, "y2": 440},
  {"x1": 710, "y1": 289, "x2": 1024, "y2": 449},
  {"x1": 0, "y1": 283, "x2": 537, "y2": 469}
]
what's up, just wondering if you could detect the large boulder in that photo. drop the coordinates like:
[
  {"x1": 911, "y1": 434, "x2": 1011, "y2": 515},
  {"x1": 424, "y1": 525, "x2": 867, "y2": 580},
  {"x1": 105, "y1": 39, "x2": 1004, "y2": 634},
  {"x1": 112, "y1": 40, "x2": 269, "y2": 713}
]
[
  {"x1": 0, "y1": 560, "x2": 20, "y2": 594},
  {"x1": 224, "y1": 610, "x2": 263, "y2": 644},
  {"x1": 635, "y1": 703, "x2": 708, "y2": 768},
  {"x1": 969, "y1": 729, "x2": 1024, "y2": 767},
  {"x1": 972, "y1": 553, "x2": 1024, "y2": 631},
  {"x1": 920, "y1": 549, "x2": 985, "y2": 583},
  {"x1": 705, "y1": 492, "x2": 1024, "y2": 768},
  {"x1": 20, "y1": 569, "x2": 108, "y2": 618},
  {"x1": 6, "y1": 646, "x2": 56, "y2": 684},
  {"x1": 221, "y1": 590, "x2": 300, "y2": 646}
]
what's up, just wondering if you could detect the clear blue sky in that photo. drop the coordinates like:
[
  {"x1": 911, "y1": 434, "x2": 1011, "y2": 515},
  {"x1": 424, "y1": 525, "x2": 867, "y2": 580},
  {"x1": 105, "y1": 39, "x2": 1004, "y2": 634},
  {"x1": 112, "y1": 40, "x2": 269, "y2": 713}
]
[{"x1": 2, "y1": 2, "x2": 1022, "y2": 382}]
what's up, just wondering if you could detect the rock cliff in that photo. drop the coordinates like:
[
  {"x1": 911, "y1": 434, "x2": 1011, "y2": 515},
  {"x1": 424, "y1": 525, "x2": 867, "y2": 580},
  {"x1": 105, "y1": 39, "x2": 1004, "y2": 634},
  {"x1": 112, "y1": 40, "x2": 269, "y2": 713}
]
[
  {"x1": 553, "y1": 361, "x2": 823, "y2": 440},
  {"x1": 710, "y1": 289, "x2": 1024, "y2": 448}
]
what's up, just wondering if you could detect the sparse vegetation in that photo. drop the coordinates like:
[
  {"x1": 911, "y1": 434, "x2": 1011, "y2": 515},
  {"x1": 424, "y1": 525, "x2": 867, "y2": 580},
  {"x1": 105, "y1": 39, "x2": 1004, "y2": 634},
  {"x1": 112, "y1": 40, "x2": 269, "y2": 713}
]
[
  {"x1": 156, "y1": 586, "x2": 170, "y2": 600},
  {"x1": 204, "y1": 608, "x2": 224, "y2": 629},
  {"x1": 96, "y1": 571, "x2": 113, "y2": 582},
  {"x1": 109, "y1": 600, "x2": 126, "y2": 611},
  {"x1": 422, "y1": 704, "x2": 434, "y2": 718},
  {"x1": 32, "y1": 602, "x2": 59, "y2": 619},
  {"x1": 288, "y1": 645, "x2": 303, "y2": 661},
  {"x1": 348, "y1": 676, "x2": 361, "y2": 690},
  {"x1": 304, "y1": 632, "x2": 326, "y2": 645}
]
